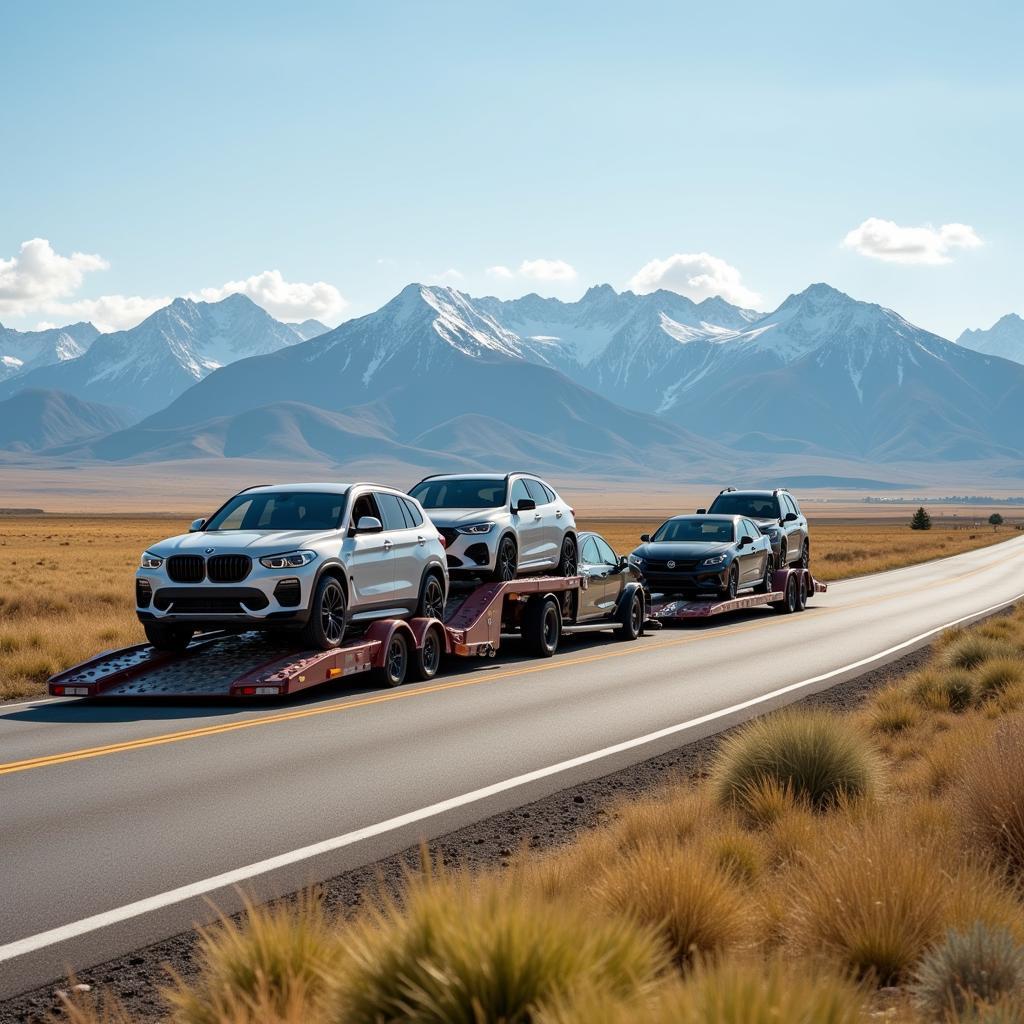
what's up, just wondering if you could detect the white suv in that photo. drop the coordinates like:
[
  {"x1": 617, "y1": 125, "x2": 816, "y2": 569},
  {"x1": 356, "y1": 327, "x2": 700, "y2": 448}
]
[
  {"x1": 408, "y1": 473, "x2": 578, "y2": 582},
  {"x1": 136, "y1": 482, "x2": 447, "y2": 652}
]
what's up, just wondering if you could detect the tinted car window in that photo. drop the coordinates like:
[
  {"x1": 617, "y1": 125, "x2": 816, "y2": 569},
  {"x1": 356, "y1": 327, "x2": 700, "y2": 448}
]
[
  {"x1": 652, "y1": 518, "x2": 735, "y2": 543},
  {"x1": 409, "y1": 479, "x2": 507, "y2": 508},
  {"x1": 207, "y1": 491, "x2": 346, "y2": 531},
  {"x1": 375, "y1": 492, "x2": 409, "y2": 531},
  {"x1": 709, "y1": 493, "x2": 781, "y2": 519},
  {"x1": 594, "y1": 536, "x2": 618, "y2": 564},
  {"x1": 741, "y1": 519, "x2": 759, "y2": 539},
  {"x1": 540, "y1": 482, "x2": 557, "y2": 503},
  {"x1": 524, "y1": 478, "x2": 549, "y2": 504},
  {"x1": 783, "y1": 494, "x2": 799, "y2": 517},
  {"x1": 580, "y1": 536, "x2": 601, "y2": 564},
  {"x1": 401, "y1": 497, "x2": 424, "y2": 527},
  {"x1": 788, "y1": 494, "x2": 802, "y2": 514},
  {"x1": 510, "y1": 479, "x2": 532, "y2": 508},
  {"x1": 350, "y1": 492, "x2": 381, "y2": 528}
]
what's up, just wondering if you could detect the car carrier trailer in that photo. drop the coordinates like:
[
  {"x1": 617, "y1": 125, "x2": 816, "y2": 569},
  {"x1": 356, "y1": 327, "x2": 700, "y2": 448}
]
[
  {"x1": 48, "y1": 575, "x2": 598, "y2": 700},
  {"x1": 648, "y1": 566, "x2": 826, "y2": 622}
]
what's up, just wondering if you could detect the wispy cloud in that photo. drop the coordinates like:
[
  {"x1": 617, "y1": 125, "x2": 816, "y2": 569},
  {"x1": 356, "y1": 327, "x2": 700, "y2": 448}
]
[
  {"x1": 193, "y1": 269, "x2": 348, "y2": 323},
  {"x1": 517, "y1": 258, "x2": 577, "y2": 282},
  {"x1": 842, "y1": 217, "x2": 983, "y2": 264},
  {"x1": 628, "y1": 252, "x2": 761, "y2": 307}
]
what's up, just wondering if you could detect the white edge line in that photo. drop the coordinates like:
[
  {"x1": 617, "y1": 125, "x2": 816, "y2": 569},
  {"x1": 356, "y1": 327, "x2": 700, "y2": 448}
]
[{"x1": 2, "y1": 591, "x2": 1022, "y2": 964}]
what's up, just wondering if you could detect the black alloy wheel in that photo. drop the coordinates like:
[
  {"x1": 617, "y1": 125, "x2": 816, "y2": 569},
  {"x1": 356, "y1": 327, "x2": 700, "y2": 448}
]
[
  {"x1": 755, "y1": 554, "x2": 775, "y2": 595},
  {"x1": 418, "y1": 574, "x2": 445, "y2": 620},
  {"x1": 524, "y1": 596, "x2": 561, "y2": 657},
  {"x1": 411, "y1": 624, "x2": 443, "y2": 681},
  {"x1": 619, "y1": 591, "x2": 644, "y2": 641},
  {"x1": 778, "y1": 539, "x2": 788, "y2": 567},
  {"x1": 796, "y1": 572, "x2": 809, "y2": 611},
  {"x1": 775, "y1": 574, "x2": 799, "y2": 614},
  {"x1": 798, "y1": 541, "x2": 810, "y2": 570},
  {"x1": 557, "y1": 535, "x2": 578, "y2": 577},
  {"x1": 382, "y1": 632, "x2": 409, "y2": 687},
  {"x1": 300, "y1": 576, "x2": 347, "y2": 650},
  {"x1": 494, "y1": 536, "x2": 518, "y2": 583},
  {"x1": 722, "y1": 563, "x2": 739, "y2": 600}
]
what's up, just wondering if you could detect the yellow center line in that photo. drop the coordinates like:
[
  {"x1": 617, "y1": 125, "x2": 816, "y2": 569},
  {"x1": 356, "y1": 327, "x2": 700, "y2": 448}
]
[{"x1": 2, "y1": 542, "x2": 1021, "y2": 778}]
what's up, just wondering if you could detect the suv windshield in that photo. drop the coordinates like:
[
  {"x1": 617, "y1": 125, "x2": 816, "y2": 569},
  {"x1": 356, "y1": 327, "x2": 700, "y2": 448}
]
[
  {"x1": 709, "y1": 493, "x2": 780, "y2": 519},
  {"x1": 205, "y1": 491, "x2": 347, "y2": 531},
  {"x1": 653, "y1": 518, "x2": 735, "y2": 543},
  {"x1": 410, "y1": 478, "x2": 507, "y2": 509}
]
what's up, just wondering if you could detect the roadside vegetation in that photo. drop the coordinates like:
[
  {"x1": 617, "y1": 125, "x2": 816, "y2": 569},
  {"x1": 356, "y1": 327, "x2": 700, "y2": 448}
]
[
  {"x1": 53, "y1": 603, "x2": 1024, "y2": 1023},
  {"x1": 0, "y1": 513, "x2": 1019, "y2": 701}
]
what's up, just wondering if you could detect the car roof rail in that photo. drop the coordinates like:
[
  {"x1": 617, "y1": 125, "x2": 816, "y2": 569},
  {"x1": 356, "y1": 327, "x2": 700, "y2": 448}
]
[
  {"x1": 719, "y1": 485, "x2": 737, "y2": 494},
  {"x1": 237, "y1": 483, "x2": 271, "y2": 493}
]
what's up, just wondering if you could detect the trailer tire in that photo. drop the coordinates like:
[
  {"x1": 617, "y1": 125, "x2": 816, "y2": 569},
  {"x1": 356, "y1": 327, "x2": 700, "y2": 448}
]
[
  {"x1": 796, "y1": 572, "x2": 809, "y2": 611},
  {"x1": 618, "y1": 591, "x2": 644, "y2": 641},
  {"x1": 774, "y1": 573, "x2": 799, "y2": 614},
  {"x1": 381, "y1": 631, "x2": 409, "y2": 687},
  {"x1": 410, "y1": 624, "x2": 443, "y2": 682},
  {"x1": 144, "y1": 622, "x2": 194, "y2": 652},
  {"x1": 524, "y1": 596, "x2": 561, "y2": 657}
]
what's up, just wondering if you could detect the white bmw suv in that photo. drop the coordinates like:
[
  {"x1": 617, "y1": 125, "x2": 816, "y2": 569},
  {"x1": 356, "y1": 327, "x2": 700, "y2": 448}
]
[
  {"x1": 408, "y1": 473, "x2": 578, "y2": 582},
  {"x1": 136, "y1": 483, "x2": 447, "y2": 652}
]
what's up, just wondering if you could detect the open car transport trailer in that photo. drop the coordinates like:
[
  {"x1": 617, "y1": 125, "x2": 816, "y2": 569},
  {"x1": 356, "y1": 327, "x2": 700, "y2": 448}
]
[{"x1": 48, "y1": 569, "x2": 825, "y2": 700}]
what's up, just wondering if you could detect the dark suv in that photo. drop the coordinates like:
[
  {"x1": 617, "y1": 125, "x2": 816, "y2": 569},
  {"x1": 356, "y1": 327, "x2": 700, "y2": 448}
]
[{"x1": 700, "y1": 487, "x2": 810, "y2": 569}]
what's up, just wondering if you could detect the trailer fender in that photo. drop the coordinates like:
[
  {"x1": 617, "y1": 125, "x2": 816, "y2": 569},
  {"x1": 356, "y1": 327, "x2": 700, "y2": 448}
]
[
  {"x1": 363, "y1": 619, "x2": 418, "y2": 670},
  {"x1": 614, "y1": 582, "x2": 646, "y2": 622},
  {"x1": 408, "y1": 616, "x2": 451, "y2": 655}
]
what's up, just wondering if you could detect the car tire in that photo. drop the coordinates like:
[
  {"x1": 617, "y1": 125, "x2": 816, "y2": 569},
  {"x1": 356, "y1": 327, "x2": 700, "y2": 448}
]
[
  {"x1": 798, "y1": 541, "x2": 810, "y2": 570},
  {"x1": 720, "y1": 563, "x2": 739, "y2": 600},
  {"x1": 618, "y1": 591, "x2": 644, "y2": 641},
  {"x1": 778, "y1": 539, "x2": 788, "y2": 567},
  {"x1": 523, "y1": 596, "x2": 561, "y2": 657},
  {"x1": 409, "y1": 624, "x2": 443, "y2": 682},
  {"x1": 754, "y1": 554, "x2": 775, "y2": 594},
  {"x1": 416, "y1": 572, "x2": 446, "y2": 620},
  {"x1": 492, "y1": 536, "x2": 518, "y2": 583},
  {"x1": 556, "y1": 535, "x2": 578, "y2": 577},
  {"x1": 380, "y1": 630, "x2": 409, "y2": 687},
  {"x1": 298, "y1": 575, "x2": 347, "y2": 650},
  {"x1": 144, "y1": 622, "x2": 194, "y2": 653}
]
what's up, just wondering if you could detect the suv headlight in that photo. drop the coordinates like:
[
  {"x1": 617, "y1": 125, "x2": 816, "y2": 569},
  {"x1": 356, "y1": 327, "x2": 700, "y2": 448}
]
[
  {"x1": 701, "y1": 554, "x2": 727, "y2": 567},
  {"x1": 140, "y1": 552, "x2": 164, "y2": 569},
  {"x1": 259, "y1": 550, "x2": 317, "y2": 569},
  {"x1": 457, "y1": 522, "x2": 496, "y2": 535},
  {"x1": 628, "y1": 553, "x2": 647, "y2": 569}
]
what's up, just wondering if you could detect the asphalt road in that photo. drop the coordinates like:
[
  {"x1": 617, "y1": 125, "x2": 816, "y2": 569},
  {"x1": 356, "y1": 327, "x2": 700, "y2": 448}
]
[{"x1": 2, "y1": 536, "x2": 1023, "y2": 998}]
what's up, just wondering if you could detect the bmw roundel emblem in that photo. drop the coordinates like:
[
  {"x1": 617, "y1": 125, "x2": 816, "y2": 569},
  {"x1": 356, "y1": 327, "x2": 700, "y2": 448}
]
[
  {"x1": 205, "y1": 547, "x2": 216, "y2": 554},
  {"x1": 667, "y1": 560, "x2": 676, "y2": 569}
]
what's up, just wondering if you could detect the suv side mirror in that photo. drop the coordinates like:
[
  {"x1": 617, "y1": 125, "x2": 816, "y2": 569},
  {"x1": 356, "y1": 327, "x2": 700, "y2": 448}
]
[
  {"x1": 696, "y1": 508, "x2": 707, "y2": 515},
  {"x1": 740, "y1": 535, "x2": 754, "y2": 547},
  {"x1": 189, "y1": 518, "x2": 206, "y2": 532},
  {"x1": 784, "y1": 512, "x2": 798, "y2": 523},
  {"x1": 355, "y1": 515, "x2": 383, "y2": 534},
  {"x1": 515, "y1": 498, "x2": 536, "y2": 513},
  {"x1": 640, "y1": 533, "x2": 651, "y2": 543}
]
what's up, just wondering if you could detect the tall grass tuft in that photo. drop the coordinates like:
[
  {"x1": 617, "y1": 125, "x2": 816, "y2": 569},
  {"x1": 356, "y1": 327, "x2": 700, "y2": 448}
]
[
  {"x1": 912, "y1": 924, "x2": 1024, "y2": 1018},
  {"x1": 590, "y1": 844, "x2": 749, "y2": 967},
  {"x1": 912, "y1": 668, "x2": 976, "y2": 713},
  {"x1": 975, "y1": 659, "x2": 1024, "y2": 701},
  {"x1": 959, "y1": 721, "x2": 1024, "y2": 875},
  {"x1": 711, "y1": 709, "x2": 882, "y2": 814},
  {"x1": 787, "y1": 816, "x2": 950, "y2": 983},
  {"x1": 327, "y1": 871, "x2": 666, "y2": 1024},
  {"x1": 166, "y1": 893, "x2": 342, "y2": 1024},
  {"x1": 942, "y1": 636, "x2": 1016, "y2": 672}
]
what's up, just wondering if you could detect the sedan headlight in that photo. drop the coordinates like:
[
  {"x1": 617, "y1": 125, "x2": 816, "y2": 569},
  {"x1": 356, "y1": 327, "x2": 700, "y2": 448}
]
[
  {"x1": 456, "y1": 522, "x2": 496, "y2": 535},
  {"x1": 701, "y1": 554, "x2": 727, "y2": 567},
  {"x1": 259, "y1": 550, "x2": 317, "y2": 570},
  {"x1": 140, "y1": 552, "x2": 164, "y2": 569}
]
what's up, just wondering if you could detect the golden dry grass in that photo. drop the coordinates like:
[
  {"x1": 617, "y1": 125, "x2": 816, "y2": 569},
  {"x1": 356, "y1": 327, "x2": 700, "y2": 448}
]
[
  {"x1": 579, "y1": 518, "x2": 1018, "y2": 581},
  {"x1": 0, "y1": 513, "x2": 1018, "y2": 700}
]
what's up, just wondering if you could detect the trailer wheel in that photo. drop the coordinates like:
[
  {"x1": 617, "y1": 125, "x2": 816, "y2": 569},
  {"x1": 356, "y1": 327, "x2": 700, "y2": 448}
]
[
  {"x1": 618, "y1": 591, "x2": 644, "y2": 641},
  {"x1": 524, "y1": 596, "x2": 561, "y2": 657},
  {"x1": 410, "y1": 624, "x2": 443, "y2": 682},
  {"x1": 774, "y1": 574, "x2": 799, "y2": 614},
  {"x1": 381, "y1": 631, "x2": 409, "y2": 687},
  {"x1": 144, "y1": 622, "x2": 194, "y2": 652},
  {"x1": 796, "y1": 572, "x2": 809, "y2": 612}
]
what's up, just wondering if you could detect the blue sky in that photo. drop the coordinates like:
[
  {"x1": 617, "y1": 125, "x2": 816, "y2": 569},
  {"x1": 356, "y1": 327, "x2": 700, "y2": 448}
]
[{"x1": 2, "y1": 0, "x2": 1021, "y2": 337}]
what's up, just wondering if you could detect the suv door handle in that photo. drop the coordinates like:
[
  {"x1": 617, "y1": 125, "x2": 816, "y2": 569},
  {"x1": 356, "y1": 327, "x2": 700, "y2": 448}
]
[
  {"x1": 534, "y1": 514, "x2": 542, "y2": 521},
  {"x1": 555, "y1": 510, "x2": 563, "y2": 518},
  {"x1": 416, "y1": 535, "x2": 425, "y2": 546},
  {"x1": 383, "y1": 539, "x2": 393, "y2": 551}
]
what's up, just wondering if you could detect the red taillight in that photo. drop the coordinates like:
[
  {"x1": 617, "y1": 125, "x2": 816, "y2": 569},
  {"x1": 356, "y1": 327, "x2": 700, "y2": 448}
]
[
  {"x1": 52, "y1": 685, "x2": 64, "y2": 696},
  {"x1": 438, "y1": 534, "x2": 447, "y2": 549},
  {"x1": 569, "y1": 508, "x2": 576, "y2": 516}
]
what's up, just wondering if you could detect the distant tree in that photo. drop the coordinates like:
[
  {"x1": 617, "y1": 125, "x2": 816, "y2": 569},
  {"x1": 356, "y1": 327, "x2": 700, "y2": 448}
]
[
  {"x1": 989, "y1": 513, "x2": 1004, "y2": 530},
  {"x1": 910, "y1": 507, "x2": 932, "y2": 531}
]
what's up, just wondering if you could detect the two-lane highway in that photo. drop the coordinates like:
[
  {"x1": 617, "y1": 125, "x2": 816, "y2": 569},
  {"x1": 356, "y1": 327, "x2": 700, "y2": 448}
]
[{"x1": 2, "y1": 535, "x2": 1023, "y2": 998}]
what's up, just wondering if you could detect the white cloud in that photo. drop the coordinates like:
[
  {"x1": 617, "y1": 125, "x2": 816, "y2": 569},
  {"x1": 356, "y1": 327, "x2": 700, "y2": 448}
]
[
  {"x1": 0, "y1": 238, "x2": 109, "y2": 317},
  {"x1": 194, "y1": 269, "x2": 348, "y2": 324},
  {"x1": 518, "y1": 258, "x2": 578, "y2": 282},
  {"x1": 486, "y1": 265, "x2": 515, "y2": 280},
  {"x1": 842, "y1": 217, "x2": 983, "y2": 264},
  {"x1": 33, "y1": 321, "x2": 58, "y2": 331},
  {"x1": 627, "y1": 252, "x2": 761, "y2": 307},
  {"x1": 45, "y1": 294, "x2": 171, "y2": 333},
  {"x1": 428, "y1": 268, "x2": 465, "y2": 284}
]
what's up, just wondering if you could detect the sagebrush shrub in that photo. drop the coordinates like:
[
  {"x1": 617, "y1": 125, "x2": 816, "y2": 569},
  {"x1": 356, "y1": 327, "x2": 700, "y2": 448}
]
[
  {"x1": 942, "y1": 636, "x2": 1016, "y2": 672},
  {"x1": 711, "y1": 709, "x2": 881, "y2": 813},
  {"x1": 912, "y1": 668, "x2": 976, "y2": 713},
  {"x1": 913, "y1": 923, "x2": 1024, "y2": 1017},
  {"x1": 976, "y1": 658, "x2": 1024, "y2": 701}
]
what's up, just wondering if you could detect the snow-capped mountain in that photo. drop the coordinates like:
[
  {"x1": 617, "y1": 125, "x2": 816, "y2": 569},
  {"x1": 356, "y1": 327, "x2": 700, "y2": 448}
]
[
  {"x1": 958, "y1": 314, "x2": 1024, "y2": 365},
  {"x1": 95, "y1": 284, "x2": 746, "y2": 478},
  {"x1": 0, "y1": 321, "x2": 100, "y2": 382},
  {"x1": 0, "y1": 294, "x2": 304, "y2": 418},
  {"x1": 288, "y1": 318, "x2": 331, "y2": 341}
]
